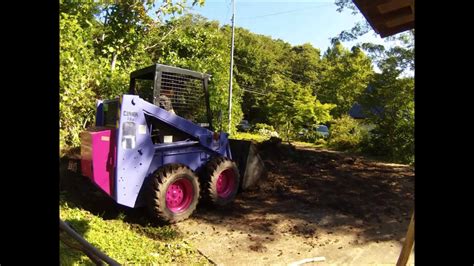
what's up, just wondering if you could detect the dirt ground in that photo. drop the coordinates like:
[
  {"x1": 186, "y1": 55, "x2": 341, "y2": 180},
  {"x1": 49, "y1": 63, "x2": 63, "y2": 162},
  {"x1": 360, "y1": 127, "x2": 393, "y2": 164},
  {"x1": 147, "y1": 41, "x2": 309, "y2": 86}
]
[
  {"x1": 175, "y1": 141, "x2": 415, "y2": 265},
  {"x1": 60, "y1": 141, "x2": 414, "y2": 265}
]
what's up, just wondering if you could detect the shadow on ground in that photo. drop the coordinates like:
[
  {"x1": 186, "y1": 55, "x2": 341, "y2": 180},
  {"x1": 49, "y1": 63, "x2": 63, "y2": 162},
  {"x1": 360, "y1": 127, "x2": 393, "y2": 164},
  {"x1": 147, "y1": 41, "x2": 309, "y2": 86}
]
[
  {"x1": 60, "y1": 140, "x2": 414, "y2": 248},
  {"x1": 180, "y1": 140, "x2": 414, "y2": 248},
  {"x1": 59, "y1": 218, "x2": 95, "y2": 266},
  {"x1": 60, "y1": 169, "x2": 183, "y2": 244}
]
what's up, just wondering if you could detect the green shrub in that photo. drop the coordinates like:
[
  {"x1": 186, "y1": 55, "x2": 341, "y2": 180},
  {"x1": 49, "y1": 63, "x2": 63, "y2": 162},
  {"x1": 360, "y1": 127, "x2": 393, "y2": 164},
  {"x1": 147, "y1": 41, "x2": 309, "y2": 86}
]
[
  {"x1": 314, "y1": 138, "x2": 327, "y2": 146},
  {"x1": 253, "y1": 123, "x2": 274, "y2": 132},
  {"x1": 297, "y1": 125, "x2": 328, "y2": 143},
  {"x1": 60, "y1": 13, "x2": 99, "y2": 149},
  {"x1": 253, "y1": 123, "x2": 279, "y2": 138},
  {"x1": 328, "y1": 115, "x2": 367, "y2": 151},
  {"x1": 360, "y1": 122, "x2": 414, "y2": 164},
  {"x1": 232, "y1": 132, "x2": 269, "y2": 143}
]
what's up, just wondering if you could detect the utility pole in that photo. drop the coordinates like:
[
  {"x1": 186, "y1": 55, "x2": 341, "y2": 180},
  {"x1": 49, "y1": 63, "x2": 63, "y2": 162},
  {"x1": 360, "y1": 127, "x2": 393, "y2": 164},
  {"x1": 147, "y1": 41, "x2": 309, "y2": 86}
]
[{"x1": 227, "y1": 0, "x2": 235, "y2": 133}]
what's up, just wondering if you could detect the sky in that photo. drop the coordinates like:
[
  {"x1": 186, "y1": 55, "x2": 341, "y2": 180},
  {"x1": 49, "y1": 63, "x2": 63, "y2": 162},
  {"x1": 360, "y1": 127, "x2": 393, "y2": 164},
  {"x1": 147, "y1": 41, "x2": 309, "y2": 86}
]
[{"x1": 185, "y1": 0, "x2": 391, "y2": 53}]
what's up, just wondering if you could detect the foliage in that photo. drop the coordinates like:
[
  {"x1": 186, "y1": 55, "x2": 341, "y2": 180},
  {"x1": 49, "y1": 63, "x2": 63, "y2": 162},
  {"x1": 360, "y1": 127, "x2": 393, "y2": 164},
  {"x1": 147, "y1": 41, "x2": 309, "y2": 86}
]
[
  {"x1": 314, "y1": 138, "x2": 327, "y2": 147},
  {"x1": 348, "y1": 29, "x2": 414, "y2": 163},
  {"x1": 94, "y1": 1, "x2": 153, "y2": 72},
  {"x1": 288, "y1": 43, "x2": 321, "y2": 87},
  {"x1": 262, "y1": 76, "x2": 335, "y2": 141},
  {"x1": 233, "y1": 28, "x2": 292, "y2": 125},
  {"x1": 315, "y1": 42, "x2": 374, "y2": 117},
  {"x1": 59, "y1": 1, "x2": 213, "y2": 150},
  {"x1": 298, "y1": 125, "x2": 327, "y2": 143},
  {"x1": 253, "y1": 123, "x2": 279, "y2": 138},
  {"x1": 328, "y1": 115, "x2": 367, "y2": 151},
  {"x1": 253, "y1": 123, "x2": 275, "y2": 132},
  {"x1": 232, "y1": 132, "x2": 270, "y2": 143},
  {"x1": 335, "y1": 0, "x2": 359, "y2": 15},
  {"x1": 358, "y1": 72, "x2": 414, "y2": 163},
  {"x1": 60, "y1": 13, "x2": 100, "y2": 148},
  {"x1": 60, "y1": 0, "x2": 414, "y2": 164},
  {"x1": 147, "y1": 14, "x2": 243, "y2": 133},
  {"x1": 333, "y1": 0, "x2": 371, "y2": 42},
  {"x1": 331, "y1": 1, "x2": 414, "y2": 163}
]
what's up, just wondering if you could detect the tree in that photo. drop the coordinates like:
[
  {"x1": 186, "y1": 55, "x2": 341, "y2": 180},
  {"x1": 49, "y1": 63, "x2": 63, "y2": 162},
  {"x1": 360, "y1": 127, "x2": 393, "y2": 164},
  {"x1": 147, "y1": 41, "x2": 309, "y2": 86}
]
[
  {"x1": 146, "y1": 14, "x2": 244, "y2": 132},
  {"x1": 265, "y1": 75, "x2": 335, "y2": 140},
  {"x1": 288, "y1": 43, "x2": 321, "y2": 87},
  {"x1": 331, "y1": 0, "x2": 415, "y2": 163},
  {"x1": 316, "y1": 41, "x2": 374, "y2": 117},
  {"x1": 233, "y1": 28, "x2": 291, "y2": 123},
  {"x1": 352, "y1": 30, "x2": 415, "y2": 163},
  {"x1": 332, "y1": 0, "x2": 372, "y2": 42},
  {"x1": 60, "y1": 12, "x2": 100, "y2": 148},
  {"x1": 357, "y1": 34, "x2": 415, "y2": 163},
  {"x1": 232, "y1": 27, "x2": 335, "y2": 137},
  {"x1": 359, "y1": 71, "x2": 414, "y2": 163},
  {"x1": 60, "y1": 0, "x2": 207, "y2": 149}
]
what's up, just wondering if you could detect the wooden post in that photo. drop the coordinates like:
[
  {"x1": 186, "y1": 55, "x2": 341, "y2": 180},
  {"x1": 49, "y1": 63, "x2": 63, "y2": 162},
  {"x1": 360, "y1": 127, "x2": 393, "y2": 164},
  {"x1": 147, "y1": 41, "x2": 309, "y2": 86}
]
[{"x1": 396, "y1": 211, "x2": 415, "y2": 266}]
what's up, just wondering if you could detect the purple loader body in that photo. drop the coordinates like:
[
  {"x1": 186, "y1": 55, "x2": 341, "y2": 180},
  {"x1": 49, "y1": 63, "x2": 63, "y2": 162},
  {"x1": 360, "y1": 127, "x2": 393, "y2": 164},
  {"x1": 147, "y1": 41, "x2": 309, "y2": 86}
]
[
  {"x1": 82, "y1": 94, "x2": 231, "y2": 208},
  {"x1": 76, "y1": 64, "x2": 263, "y2": 223}
]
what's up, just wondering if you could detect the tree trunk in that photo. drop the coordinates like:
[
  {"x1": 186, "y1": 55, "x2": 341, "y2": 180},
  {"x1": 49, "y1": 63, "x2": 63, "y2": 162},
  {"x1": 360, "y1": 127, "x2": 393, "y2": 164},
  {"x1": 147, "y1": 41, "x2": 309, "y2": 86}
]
[
  {"x1": 286, "y1": 121, "x2": 291, "y2": 143},
  {"x1": 110, "y1": 52, "x2": 117, "y2": 72}
]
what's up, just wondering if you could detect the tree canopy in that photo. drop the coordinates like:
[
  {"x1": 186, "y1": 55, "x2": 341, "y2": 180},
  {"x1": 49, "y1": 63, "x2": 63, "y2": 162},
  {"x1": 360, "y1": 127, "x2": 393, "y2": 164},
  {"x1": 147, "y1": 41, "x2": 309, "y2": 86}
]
[{"x1": 60, "y1": 0, "x2": 414, "y2": 163}]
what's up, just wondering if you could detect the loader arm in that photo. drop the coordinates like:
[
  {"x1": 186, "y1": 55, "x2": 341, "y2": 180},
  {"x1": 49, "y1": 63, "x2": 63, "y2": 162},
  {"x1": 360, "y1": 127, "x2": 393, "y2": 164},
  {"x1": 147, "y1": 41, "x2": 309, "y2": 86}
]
[
  {"x1": 112, "y1": 94, "x2": 231, "y2": 208},
  {"x1": 134, "y1": 95, "x2": 231, "y2": 157}
]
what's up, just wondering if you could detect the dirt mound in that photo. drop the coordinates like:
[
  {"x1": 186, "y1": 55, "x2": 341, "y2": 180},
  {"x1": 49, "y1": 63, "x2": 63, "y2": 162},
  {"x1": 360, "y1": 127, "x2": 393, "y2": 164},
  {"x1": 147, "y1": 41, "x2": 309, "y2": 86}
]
[{"x1": 250, "y1": 140, "x2": 413, "y2": 224}]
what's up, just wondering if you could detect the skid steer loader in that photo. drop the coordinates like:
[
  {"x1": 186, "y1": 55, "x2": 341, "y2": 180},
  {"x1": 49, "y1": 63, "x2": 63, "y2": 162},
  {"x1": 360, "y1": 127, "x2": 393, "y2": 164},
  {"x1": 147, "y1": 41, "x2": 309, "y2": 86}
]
[{"x1": 72, "y1": 64, "x2": 265, "y2": 223}]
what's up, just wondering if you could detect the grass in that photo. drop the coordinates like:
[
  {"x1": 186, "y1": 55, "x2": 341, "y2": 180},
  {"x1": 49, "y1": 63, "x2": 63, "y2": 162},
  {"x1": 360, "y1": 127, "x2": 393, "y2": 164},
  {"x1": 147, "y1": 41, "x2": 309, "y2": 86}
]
[
  {"x1": 292, "y1": 140, "x2": 326, "y2": 149},
  {"x1": 232, "y1": 132, "x2": 270, "y2": 143},
  {"x1": 231, "y1": 131, "x2": 412, "y2": 167},
  {"x1": 59, "y1": 198, "x2": 208, "y2": 265},
  {"x1": 233, "y1": 131, "x2": 327, "y2": 149}
]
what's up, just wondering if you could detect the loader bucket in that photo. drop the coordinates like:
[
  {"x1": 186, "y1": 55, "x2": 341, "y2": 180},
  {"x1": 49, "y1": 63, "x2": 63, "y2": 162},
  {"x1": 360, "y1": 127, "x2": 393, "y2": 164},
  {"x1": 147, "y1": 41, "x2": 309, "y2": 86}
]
[{"x1": 229, "y1": 139, "x2": 266, "y2": 191}]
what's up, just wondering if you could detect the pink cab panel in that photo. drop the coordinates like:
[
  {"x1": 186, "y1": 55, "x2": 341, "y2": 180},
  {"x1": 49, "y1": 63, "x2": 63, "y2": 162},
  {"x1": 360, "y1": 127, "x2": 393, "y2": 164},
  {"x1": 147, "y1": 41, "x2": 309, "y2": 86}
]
[{"x1": 80, "y1": 127, "x2": 116, "y2": 196}]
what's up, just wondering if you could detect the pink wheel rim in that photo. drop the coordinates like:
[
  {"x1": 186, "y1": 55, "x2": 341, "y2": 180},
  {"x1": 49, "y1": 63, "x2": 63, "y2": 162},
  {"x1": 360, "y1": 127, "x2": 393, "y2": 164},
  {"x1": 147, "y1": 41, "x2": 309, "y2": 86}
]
[
  {"x1": 216, "y1": 169, "x2": 236, "y2": 198},
  {"x1": 166, "y1": 178, "x2": 194, "y2": 213}
]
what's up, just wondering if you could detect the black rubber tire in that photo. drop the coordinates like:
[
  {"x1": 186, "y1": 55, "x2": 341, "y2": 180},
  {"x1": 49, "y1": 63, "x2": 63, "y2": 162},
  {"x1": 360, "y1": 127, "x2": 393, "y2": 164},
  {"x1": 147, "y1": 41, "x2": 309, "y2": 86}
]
[
  {"x1": 146, "y1": 164, "x2": 200, "y2": 223},
  {"x1": 201, "y1": 157, "x2": 240, "y2": 206}
]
